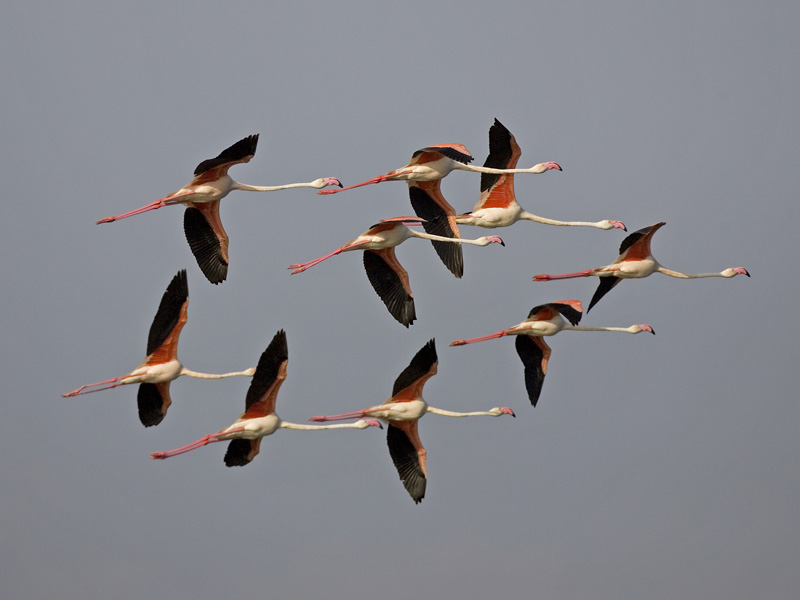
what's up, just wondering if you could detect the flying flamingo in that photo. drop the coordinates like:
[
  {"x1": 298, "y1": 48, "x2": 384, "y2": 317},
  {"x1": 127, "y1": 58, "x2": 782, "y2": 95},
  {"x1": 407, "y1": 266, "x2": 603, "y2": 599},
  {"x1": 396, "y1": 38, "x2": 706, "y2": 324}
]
[
  {"x1": 62, "y1": 270, "x2": 255, "y2": 427},
  {"x1": 308, "y1": 340, "x2": 515, "y2": 503},
  {"x1": 317, "y1": 138, "x2": 560, "y2": 196},
  {"x1": 96, "y1": 134, "x2": 342, "y2": 284},
  {"x1": 289, "y1": 219, "x2": 504, "y2": 327},
  {"x1": 150, "y1": 330, "x2": 381, "y2": 466},
  {"x1": 450, "y1": 301, "x2": 654, "y2": 406},
  {"x1": 533, "y1": 222, "x2": 750, "y2": 312},
  {"x1": 455, "y1": 119, "x2": 626, "y2": 231}
]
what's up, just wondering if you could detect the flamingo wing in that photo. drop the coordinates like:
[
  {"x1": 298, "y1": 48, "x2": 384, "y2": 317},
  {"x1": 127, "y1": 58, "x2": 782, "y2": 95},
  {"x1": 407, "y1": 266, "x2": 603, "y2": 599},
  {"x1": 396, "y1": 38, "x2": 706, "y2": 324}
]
[
  {"x1": 184, "y1": 204, "x2": 229, "y2": 284},
  {"x1": 224, "y1": 438, "x2": 262, "y2": 467},
  {"x1": 363, "y1": 249, "x2": 416, "y2": 327},
  {"x1": 587, "y1": 276, "x2": 623, "y2": 312},
  {"x1": 137, "y1": 382, "x2": 172, "y2": 427},
  {"x1": 387, "y1": 421, "x2": 427, "y2": 504},
  {"x1": 515, "y1": 335, "x2": 552, "y2": 407},
  {"x1": 409, "y1": 144, "x2": 473, "y2": 165},
  {"x1": 408, "y1": 182, "x2": 463, "y2": 278},
  {"x1": 191, "y1": 134, "x2": 259, "y2": 182},
  {"x1": 391, "y1": 339, "x2": 437, "y2": 398},
  {"x1": 618, "y1": 221, "x2": 666, "y2": 260},
  {"x1": 472, "y1": 118, "x2": 521, "y2": 211},
  {"x1": 526, "y1": 301, "x2": 583, "y2": 326},
  {"x1": 241, "y1": 330, "x2": 289, "y2": 419},
  {"x1": 146, "y1": 270, "x2": 189, "y2": 356}
]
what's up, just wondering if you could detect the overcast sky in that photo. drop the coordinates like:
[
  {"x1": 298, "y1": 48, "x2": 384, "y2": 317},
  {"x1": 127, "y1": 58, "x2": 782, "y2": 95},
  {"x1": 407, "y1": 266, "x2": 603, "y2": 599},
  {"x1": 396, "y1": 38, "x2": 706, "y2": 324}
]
[{"x1": 2, "y1": 1, "x2": 798, "y2": 599}]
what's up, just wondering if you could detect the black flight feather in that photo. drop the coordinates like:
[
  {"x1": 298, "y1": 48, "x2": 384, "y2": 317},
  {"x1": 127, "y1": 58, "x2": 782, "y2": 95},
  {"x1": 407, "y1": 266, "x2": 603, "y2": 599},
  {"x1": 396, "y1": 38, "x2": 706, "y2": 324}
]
[
  {"x1": 184, "y1": 207, "x2": 228, "y2": 284},
  {"x1": 480, "y1": 118, "x2": 515, "y2": 193},
  {"x1": 515, "y1": 336, "x2": 546, "y2": 407},
  {"x1": 363, "y1": 250, "x2": 416, "y2": 327},
  {"x1": 392, "y1": 339, "x2": 437, "y2": 397},
  {"x1": 146, "y1": 270, "x2": 188, "y2": 356},
  {"x1": 194, "y1": 134, "x2": 259, "y2": 176},
  {"x1": 244, "y1": 330, "x2": 288, "y2": 411},
  {"x1": 411, "y1": 145, "x2": 473, "y2": 165},
  {"x1": 387, "y1": 424, "x2": 426, "y2": 504}
]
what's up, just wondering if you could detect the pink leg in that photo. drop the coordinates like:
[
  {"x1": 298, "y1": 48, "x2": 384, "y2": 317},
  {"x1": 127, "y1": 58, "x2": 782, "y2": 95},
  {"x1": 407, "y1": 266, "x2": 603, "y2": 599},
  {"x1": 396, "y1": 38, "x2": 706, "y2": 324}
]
[
  {"x1": 533, "y1": 269, "x2": 594, "y2": 281},
  {"x1": 289, "y1": 240, "x2": 369, "y2": 274},
  {"x1": 62, "y1": 376, "x2": 126, "y2": 397},
  {"x1": 317, "y1": 173, "x2": 399, "y2": 195},
  {"x1": 150, "y1": 427, "x2": 246, "y2": 460},
  {"x1": 450, "y1": 330, "x2": 509, "y2": 346},
  {"x1": 96, "y1": 191, "x2": 196, "y2": 224},
  {"x1": 309, "y1": 410, "x2": 369, "y2": 422}
]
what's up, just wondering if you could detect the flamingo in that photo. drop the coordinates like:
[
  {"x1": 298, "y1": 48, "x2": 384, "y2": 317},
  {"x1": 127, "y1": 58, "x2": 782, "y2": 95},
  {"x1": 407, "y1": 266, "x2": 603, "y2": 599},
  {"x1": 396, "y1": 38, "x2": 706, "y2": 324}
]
[
  {"x1": 96, "y1": 134, "x2": 342, "y2": 284},
  {"x1": 455, "y1": 119, "x2": 626, "y2": 231},
  {"x1": 289, "y1": 219, "x2": 504, "y2": 327},
  {"x1": 62, "y1": 270, "x2": 255, "y2": 427},
  {"x1": 533, "y1": 222, "x2": 750, "y2": 312},
  {"x1": 150, "y1": 330, "x2": 381, "y2": 466},
  {"x1": 308, "y1": 340, "x2": 515, "y2": 503},
  {"x1": 450, "y1": 301, "x2": 654, "y2": 406},
  {"x1": 317, "y1": 139, "x2": 560, "y2": 196}
]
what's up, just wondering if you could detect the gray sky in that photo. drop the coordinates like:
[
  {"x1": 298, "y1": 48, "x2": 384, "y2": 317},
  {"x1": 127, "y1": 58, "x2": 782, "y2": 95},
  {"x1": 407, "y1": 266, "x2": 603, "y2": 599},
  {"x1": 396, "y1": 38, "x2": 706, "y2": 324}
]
[{"x1": 2, "y1": 1, "x2": 798, "y2": 598}]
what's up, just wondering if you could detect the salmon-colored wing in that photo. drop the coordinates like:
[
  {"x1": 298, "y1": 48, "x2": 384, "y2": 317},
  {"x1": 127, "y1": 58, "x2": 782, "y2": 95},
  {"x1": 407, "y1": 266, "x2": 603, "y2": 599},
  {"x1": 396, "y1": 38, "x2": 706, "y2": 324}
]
[
  {"x1": 363, "y1": 249, "x2": 416, "y2": 327},
  {"x1": 618, "y1": 222, "x2": 666, "y2": 261},
  {"x1": 515, "y1": 335, "x2": 552, "y2": 407},
  {"x1": 145, "y1": 269, "x2": 189, "y2": 359},
  {"x1": 390, "y1": 339, "x2": 438, "y2": 401},
  {"x1": 190, "y1": 134, "x2": 259, "y2": 184},
  {"x1": 527, "y1": 301, "x2": 583, "y2": 326},
  {"x1": 386, "y1": 420, "x2": 427, "y2": 503},
  {"x1": 241, "y1": 330, "x2": 289, "y2": 419},
  {"x1": 473, "y1": 118, "x2": 521, "y2": 211},
  {"x1": 408, "y1": 182, "x2": 463, "y2": 278},
  {"x1": 184, "y1": 203, "x2": 229, "y2": 284},
  {"x1": 137, "y1": 381, "x2": 172, "y2": 427},
  {"x1": 408, "y1": 144, "x2": 473, "y2": 166},
  {"x1": 224, "y1": 438, "x2": 262, "y2": 467}
]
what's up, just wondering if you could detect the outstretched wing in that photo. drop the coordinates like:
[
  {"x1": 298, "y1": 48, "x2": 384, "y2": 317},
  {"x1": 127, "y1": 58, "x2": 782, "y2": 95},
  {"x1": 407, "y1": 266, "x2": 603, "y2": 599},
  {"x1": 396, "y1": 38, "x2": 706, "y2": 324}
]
[
  {"x1": 146, "y1": 269, "x2": 189, "y2": 357},
  {"x1": 391, "y1": 339, "x2": 437, "y2": 398},
  {"x1": 242, "y1": 330, "x2": 289, "y2": 419},
  {"x1": 224, "y1": 438, "x2": 262, "y2": 467},
  {"x1": 184, "y1": 204, "x2": 229, "y2": 284},
  {"x1": 409, "y1": 144, "x2": 473, "y2": 166},
  {"x1": 363, "y1": 249, "x2": 416, "y2": 327},
  {"x1": 192, "y1": 134, "x2": 259, "y2": 181},
  {"x1": 137, "y1": 382, "x2": 172, "y2": 427},
  {"x1": 618, "y1": 222, "x2": 666, "y2": 260},
  {"x1": 473, "y1": 118, "x2": 521, "y2": 211},
  {"x1": 408, "y1": 183, "x2": 463, "y2": 278},
  {"x1": 587, "y1": 276, "x2": 623, "y2": 312},
  {"x1": 515, "y1": 335, "x2": 551, "y2": 407},
  {"x1": 526, "y1": 301, "x2": 583, "y2": 326},
  {"x1": 387, "y1": 421, "x2": 427, "y2": 504}
]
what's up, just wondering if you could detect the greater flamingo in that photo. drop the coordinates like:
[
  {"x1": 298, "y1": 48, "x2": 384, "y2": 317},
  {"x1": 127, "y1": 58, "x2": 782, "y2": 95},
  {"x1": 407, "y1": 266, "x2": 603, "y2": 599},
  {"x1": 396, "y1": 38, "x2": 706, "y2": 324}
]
[
  {"x1": 533, "y1": 222, "x2": 750, "y2": 312},
  {"x1": 150, "y1": 330, "x2": 381, "y2": 466},
  {"x1": 96, "y1": 134, "x2": 342, "y2": 284},
  {"x1": 450, "y1": 301, "x2": 654, "y2": 406},
  {"x1": 289, "y1": 220, "x2": 504, "y2": 327},
  {"x1": 317, "y1": 139, "x2": 560, "y2": 195},
  {"x1": 62, "y1": 270, "x2": 255, "y2": 427},
  {"x1": 308, "y1": 340, "x2": 515, "y2": 503},
  {"x1": 455, "y1": 119, "x2": 625, "y2": 231}
]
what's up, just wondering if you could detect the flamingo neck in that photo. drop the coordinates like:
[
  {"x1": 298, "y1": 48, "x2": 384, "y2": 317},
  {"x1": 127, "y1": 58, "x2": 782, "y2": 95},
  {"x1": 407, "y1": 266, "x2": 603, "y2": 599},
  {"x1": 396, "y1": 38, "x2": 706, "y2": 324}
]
[{"x1": 180, "y1": 367, "x2": 256, "y2": 379}]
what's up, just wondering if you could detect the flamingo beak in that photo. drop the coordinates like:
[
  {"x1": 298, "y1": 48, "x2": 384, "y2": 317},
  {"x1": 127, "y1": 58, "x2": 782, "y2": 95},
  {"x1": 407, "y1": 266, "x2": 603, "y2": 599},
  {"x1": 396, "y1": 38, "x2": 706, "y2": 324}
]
[
  {"x1": 735, "y1": 267, "x2": 750, "y2": 277},
  {"x1": 365, "y1": 419, "x2": 383, "y2": 429},
  {"x1": 489, "y1": 236, "x2": 505, "y2": 246},
  {"x1": 612, "y1": 221, "x2": 627, "y2": 231},
  {"x1": 500, "y1": 407, "x2": 516, "y2": 417},
  {"x1": 546, "y1": 161, "x2": 562, "y2": 172},
  {"x1": 640, "y1": 325, "x2": 655, "y2": 335}
]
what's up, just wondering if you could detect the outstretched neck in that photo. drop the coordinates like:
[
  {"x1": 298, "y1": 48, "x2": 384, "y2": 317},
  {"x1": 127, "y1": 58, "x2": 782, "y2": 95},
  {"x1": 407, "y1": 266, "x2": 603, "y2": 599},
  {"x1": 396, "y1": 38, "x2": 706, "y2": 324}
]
[
  {"x1": 426, "y1": 406, "x2": 498, "y2": 417},
  {"x1": 180, "y1": 367, "x2": 256, "y2": 379},
  {"x1": 520, "y1": 211, "x2": 612, "y2": 229},
  {"x1": 232, "y1": 181, "x2": 314, "y2": 192},
  {"x1": 565, "y1": 325, "x2": 648, "y2": 334}
]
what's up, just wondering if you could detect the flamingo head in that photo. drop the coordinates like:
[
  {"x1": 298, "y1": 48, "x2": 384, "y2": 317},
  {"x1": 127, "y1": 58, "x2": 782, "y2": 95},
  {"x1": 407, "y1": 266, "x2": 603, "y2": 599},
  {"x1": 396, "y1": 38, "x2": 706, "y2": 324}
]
[
  {"x1": 492, "y1": 407, "x2": 516, "y2": 417},
  {"x1": 634, "y1": 324, "x2": 655, "y2": 335},
  {"x1": 606, "y1": 220, "x2": 627, "y2": 231},
  {"x1": 482, "y1": 235, "x2": 505, "y2": 246},
  {"x1": 723, "y1": 267, "x2": 750, "y2": 278},
  {"x1": 359, "y1": 419, "x2": 383, "y2": 429},
  {"x1": 314, "y1": 177, "x2": 343, "y2": 189},
  {"x1": 535, "y1": 161, "x2": 562, "y2": 173}
]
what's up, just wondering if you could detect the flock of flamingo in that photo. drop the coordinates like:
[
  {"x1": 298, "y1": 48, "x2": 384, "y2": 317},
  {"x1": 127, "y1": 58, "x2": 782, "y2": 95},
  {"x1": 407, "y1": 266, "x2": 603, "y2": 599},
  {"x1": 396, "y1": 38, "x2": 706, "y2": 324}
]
[{"x1": 66, "y1": 119, "x2": 749, "y2": 503}]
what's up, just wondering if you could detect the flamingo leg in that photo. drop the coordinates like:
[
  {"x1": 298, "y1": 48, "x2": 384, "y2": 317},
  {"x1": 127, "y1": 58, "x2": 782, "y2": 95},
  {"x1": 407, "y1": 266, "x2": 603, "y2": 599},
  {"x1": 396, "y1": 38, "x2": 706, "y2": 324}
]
[
  {"x1": 150, "y1": 427, "x2": 246, "y2": 460},
  {"x1": 533, "y1": 269, "x2": 595, "y2": 281},
  {"x1": 62, "y1": 376, "x2": 126, "y2": 397},
  {"x1": 308, "y1": 410, "x2": 369, "y2": 422},
  {"x1": 96, "y1": 191, "x2": 197, "y2": 224},
  {"x1": 450, "y1": 330, "x2": 510, "y2": 346},
  {"x1": 317, "y1": 171, "x2": 409, "y2": 195},
  {"x1": 289, "y1": 240, "x2": 370, "y2": 274}
]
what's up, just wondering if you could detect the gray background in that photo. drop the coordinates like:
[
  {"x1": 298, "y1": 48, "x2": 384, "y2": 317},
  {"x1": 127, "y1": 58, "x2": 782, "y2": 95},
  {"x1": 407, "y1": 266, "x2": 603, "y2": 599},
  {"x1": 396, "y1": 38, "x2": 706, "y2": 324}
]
[{"x1": 2, "y1": 1, "x2": 797, "y2": 598}]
